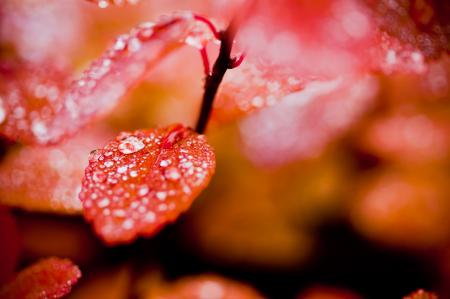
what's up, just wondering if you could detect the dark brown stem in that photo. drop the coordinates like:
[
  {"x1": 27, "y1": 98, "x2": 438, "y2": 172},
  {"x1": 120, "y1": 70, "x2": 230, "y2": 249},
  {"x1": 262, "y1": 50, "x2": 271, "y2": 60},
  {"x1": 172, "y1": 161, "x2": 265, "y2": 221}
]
[{"x1": 195, "y1": 20, "x2": 239, "y2": 134}]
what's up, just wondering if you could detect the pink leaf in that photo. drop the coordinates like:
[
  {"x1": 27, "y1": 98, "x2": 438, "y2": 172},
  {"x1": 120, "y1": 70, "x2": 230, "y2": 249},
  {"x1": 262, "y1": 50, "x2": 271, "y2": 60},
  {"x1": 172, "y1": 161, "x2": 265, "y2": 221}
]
[{"x1": 238, "y1": 76, "x2": 378, "y2": 167}]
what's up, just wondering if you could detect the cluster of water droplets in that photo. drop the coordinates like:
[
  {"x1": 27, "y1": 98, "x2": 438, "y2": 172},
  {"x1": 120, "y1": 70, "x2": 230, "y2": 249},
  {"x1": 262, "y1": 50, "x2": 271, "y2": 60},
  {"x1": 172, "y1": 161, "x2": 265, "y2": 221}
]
[
  {"x1": 370, "y1": 0, "x2": 449, "y2": 60},
  {"x1": 183, "y1": 17, "x2": 219, "y2": 50},
  {"x1": 92, "y1": 0, "x2": 140, "y2": 9},
  {"x1": 0, "y1": 13, "x2": 202, "y2": 145},
  {"x1": 216, "y1": 60, "x2": 306, "y2": 120},
  {"x1": 0, "y1": 63, "x2": 68, "y2": 144},
  {"x1": 363, "y1": 111, "x2": 450, "y2": 164},
  {"x1": 62, "y1": 20, "x2": 160, "y2": 118},
  {"x1": 373, "y1": 32, "x2": 426, "y2": 74},
  {"x1": 0, "y1": 128, "x2": 110, "y2": 213},
  {"x1": 79, "y1": 126, "x2": 215, "y2": 244},
  {"x1": 239, "y1": 76, "x2": 378, "y2": 167}
]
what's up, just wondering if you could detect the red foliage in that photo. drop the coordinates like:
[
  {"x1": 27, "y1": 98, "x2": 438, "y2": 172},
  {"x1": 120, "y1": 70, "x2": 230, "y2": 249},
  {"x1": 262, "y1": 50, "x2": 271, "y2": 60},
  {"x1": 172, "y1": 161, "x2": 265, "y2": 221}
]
[
  {"x1": 156, "y1": 275, "x2": 264, "y2": 299},
  {"x1": 238, "y1": 0, "x2": 448, "y2": 77},
  {"x1": 214, "y1": 58, "x2": 306, "y2": 122},
  {"x1": 0, "y1": 12, "x2": 213, "y2": 144},
  {"x1": 359, "y1": 110, "x2": 450, "y2": 165},
  {"x1": 0, "y1": 127, "x2": 111, "y2": 214},
  {"x1": 86, "y1": 0, "x2": 140, "y2": 8},
  {"x1": 79, "y1": 124, "x2": 216, "y2": 244},
  {"x1": 238, "y1": 76, "x2": 378, "y2": 167},
  {"x1": 403, "y1": 289, "x2": 438, "y2": 299},
  {"x1": 350, "y1": 169, "x2": 450, "y2": 248},
  {"x1": 0, "y1": 257, "x2": 81, "y2": 299}
]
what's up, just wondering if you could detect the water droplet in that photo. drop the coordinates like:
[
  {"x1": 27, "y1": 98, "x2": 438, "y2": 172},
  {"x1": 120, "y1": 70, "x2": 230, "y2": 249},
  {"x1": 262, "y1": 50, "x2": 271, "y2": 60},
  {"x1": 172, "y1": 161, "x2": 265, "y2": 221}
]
[
  {"x1": 128, "y1": 37, "x2": 141, "y2": 52},
  {"x1": 98, "y1": 198, "x2": 110, "y2": 208},
  {"x1": 182, "y1": 185, "x2": 191, "y2": 194},
  {"x1": 118, "y1": 136, "x2": 145, "y2": 154},
  {"x1": 138, "y1": 22, "x2": 155, "y2": 39},
  {"x1": 158, "y1": 203, "x2": 168, "y2": 211},
  {"x1": 129, "y1": 170, "x2": 138, "y2": 177},
  {"x1": 98, "y1": 0, "x2": 109, "y2": 8},
  {"x1": 92, "y1": 170, "x2": 107, "y2": 183},
  {"x1": 0, "y1": 97, "x2": 6, "y2": 124},
  {"x1": 138, "y1": 185, "x2": 149, "y2": 196},
  {"x1": 89, "y1": 150, "x2": 102, "y2": 162},
  {"x1": 14, "y1": 107, "x2": 25, "y2": 119},
  {"x1": 156, "y1": 191, "x2": 167, "y2": 200},
  {"x1": 288, "y1": 76, "x2": 300, "y2": 86},
  {"x1": 114, "y1": 36, "x2": 128, "y2": 51},
  {"x1": 159, "y1": 159, "x2": 170, "y2": 167},
  {"x1": 251, "y1": 96, "x2": 264, "y2": 108},
  {"x1": 144, "y1": 211, "x2": 156, "y2": 222},
  {"x1": 104, "y1": 160, "x2": 114, "y2": 167},
  {"x1": 113, "y1": 209, "x2": 126, "y2": 217},
  {"x1": 182, "y1": 161, "x2": 193, "y2": 168},
  {"x1": 31, "y1": 120, "x2": 48, "y2": 138},
  {"x1": 165, "y1": 167, "x2": 181, "y2": 181},
  {"x1": 122, "y1": 219, "x2": 134, "y2": 230},
  {"x1": 117, "y1": 166, "x2": 128, "y2": 174}
]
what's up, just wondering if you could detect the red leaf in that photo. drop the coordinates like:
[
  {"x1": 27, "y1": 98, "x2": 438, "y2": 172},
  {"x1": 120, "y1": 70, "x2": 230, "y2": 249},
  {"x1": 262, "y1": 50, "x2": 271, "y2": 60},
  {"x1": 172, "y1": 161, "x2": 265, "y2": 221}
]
[
  {"x1": 0, "y1": 257, "x2": 81, "y2": 299},
  {"x1": 0, "y1": 126, "x2": 112, "y2": 214},
  {"x1": 86, "y1": 0, "x2": 140, "y2": 8},
  {"x1": 359, "y1": 110, "x2": 450, "y2": 165},
  {"x1": 79, "y1": 124, "x2": 216, "y2": 245},
  {"x1": 0, "y1": 12, "x2": 214, "y2": 145},
  {"x1": 214, "y1": 58, "x2": 307, "y2": 122},
  {"x1": 237, "y1": 0, "x2": 448, "y2": 78},
  {"x1": 157, "y1": 275, "x2": 265, "y2": 299},
  {"x1": 403, "y1": 289, "x2": 438, "y2": 299},
  {"x1": 0, "y1": 0, "x2": 85, "y2": 64},
  {"x1": 238, "y1": 76, "x2": 378, "y2": 167},
  {"x1": 366, "y1": 0, "x2": 449, "y2": 61},
  {"x1": 350, "y1": 169, "x2": 450, "y2": 248},
  {"x1": 0, "y1": 61, "x2": 71, "y2": 145}
]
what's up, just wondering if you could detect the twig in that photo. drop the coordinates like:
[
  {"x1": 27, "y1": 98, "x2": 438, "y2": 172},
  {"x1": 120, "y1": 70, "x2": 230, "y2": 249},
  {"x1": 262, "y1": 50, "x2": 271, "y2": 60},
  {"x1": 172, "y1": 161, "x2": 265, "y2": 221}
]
[{"x1": 195, "y1": 19, "x2": 239, "y2": 134}]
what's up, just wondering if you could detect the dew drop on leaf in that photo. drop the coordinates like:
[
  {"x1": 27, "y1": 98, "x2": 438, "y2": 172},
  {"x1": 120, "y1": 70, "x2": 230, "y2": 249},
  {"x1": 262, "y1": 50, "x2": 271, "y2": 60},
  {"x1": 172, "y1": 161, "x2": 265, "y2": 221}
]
[{"x1": 118, "y1": 136, "x2": 145, "y2": 154}]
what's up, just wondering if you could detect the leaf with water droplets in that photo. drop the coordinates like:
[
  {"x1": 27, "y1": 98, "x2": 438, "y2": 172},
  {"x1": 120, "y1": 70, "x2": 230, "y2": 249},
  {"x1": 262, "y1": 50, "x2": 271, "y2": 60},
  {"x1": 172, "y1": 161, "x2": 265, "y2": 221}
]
[
  {"x1": 155, "y1": 275, "x2": 265, "y2": 299},
  {"x1": 87, "y1": 0, "x2": 140, "y2": 9},
  {"x1": 79, "y1": 124, "x2": 216, "y2": 244},
  {"x1": 0, "y1": 61, "x2": 70, "y2": 144},
  {"x1": 214, "y1": 57, "x2": 310, "y2": 122},
  {"x1": 0, "y1": 12, "x2": 215, "y2": 145},
  {"x1": 239, "y1": 75, "x2": 378, "y2": 167},
  {"x1": 237, "y1": 0, "x2": 448, "y2": 81},
  {"x1": 0, "y1": 257, "x2": 81, "y2": 299},
  {"x1": 403, "y1": 289, "x2": 438, "y2": 299},
  {"x1": 0, "y1": 127, "x2": 112, "y2": 214}
]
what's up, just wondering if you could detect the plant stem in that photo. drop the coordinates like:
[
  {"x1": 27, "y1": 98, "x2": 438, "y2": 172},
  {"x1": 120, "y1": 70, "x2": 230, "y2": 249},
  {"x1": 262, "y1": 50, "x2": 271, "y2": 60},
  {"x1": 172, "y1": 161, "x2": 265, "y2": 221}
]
[{"x1": 194, "y1": 20, "x2": 238, "y2": 134}]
